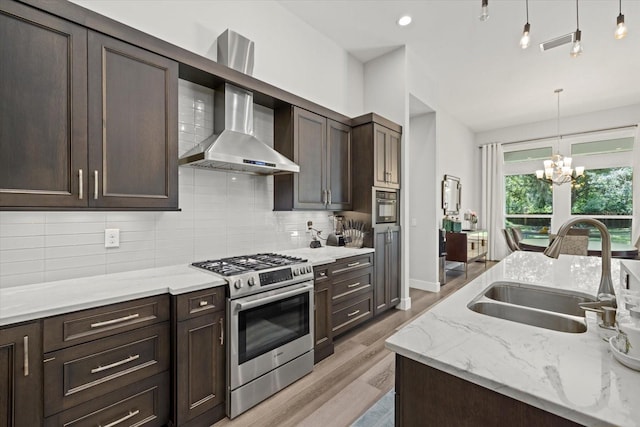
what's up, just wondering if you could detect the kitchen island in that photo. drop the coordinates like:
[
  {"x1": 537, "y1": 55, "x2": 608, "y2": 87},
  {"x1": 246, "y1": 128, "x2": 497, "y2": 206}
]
[{"x1": 386, "y1": 251, "x2": 640, "y2": 426}]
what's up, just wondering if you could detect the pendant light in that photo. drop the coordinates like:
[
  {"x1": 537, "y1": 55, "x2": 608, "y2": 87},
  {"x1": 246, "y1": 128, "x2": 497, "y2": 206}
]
[
  {"x1": 615, "y1": 0, "x2": 628, "y2": 39},
  {"x1": 520, "y1": 0, "x2": 531, "y2": 49},
  {"x1": 479, "y1": 0, "x2": 489, "y2": 22},
  {"x1": 570, "y1": 0, "x2": 583, "y2": 57}
]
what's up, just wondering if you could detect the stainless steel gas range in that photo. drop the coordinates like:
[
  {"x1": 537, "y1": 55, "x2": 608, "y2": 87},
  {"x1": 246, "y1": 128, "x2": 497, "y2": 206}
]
[{"x1": 191, "y1": 253, "x2": 314, "y2": 419}]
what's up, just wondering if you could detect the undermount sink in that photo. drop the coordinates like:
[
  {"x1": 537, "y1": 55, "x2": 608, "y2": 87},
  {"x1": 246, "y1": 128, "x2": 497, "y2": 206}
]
[
  {"x1": 467, "y1": 281, "x2": 595, "y2": 333},
  {"x1": 483, "y1": 281, "x2": 595, "y2": 317}
]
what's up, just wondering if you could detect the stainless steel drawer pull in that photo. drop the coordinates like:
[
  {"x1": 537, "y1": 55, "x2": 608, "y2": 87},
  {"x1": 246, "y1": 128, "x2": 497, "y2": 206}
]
[
  {"x1": 219, "y1": 317, "x2": 224, "y2": 345},
  {"x1": 347, "y1": 309, "x2": 361, "y2": 317},
  {"x1": 347, "y1": 282, "x2": 361, "y2": 288},
  {"x1": 318, "y1": 272, "x2": 326, "y2": 277},
  {"x1": 91, "y1": 354, "x2": 140, "y2": 374},
  {"x1": 94, "y1": 170, "x2": 98, "y2": 200},
  {"x1": 100, "y1": 409, "x2": 140, "y2": 427},
  {"x1": 78, "y1": 169, "x2": 83, "y2": 200},
  {"x1": 90, "y1": 313, "x2": 140, "y2": 328},
  {"x1": 199, "y1": 300, "x2": 209, "y2": 307},
  {"x1": 23, "y1": 336, "x2": 29, "y2": 377},
  {"x1": 347, "y1": 262, "x2": 360, "y2": 267}
]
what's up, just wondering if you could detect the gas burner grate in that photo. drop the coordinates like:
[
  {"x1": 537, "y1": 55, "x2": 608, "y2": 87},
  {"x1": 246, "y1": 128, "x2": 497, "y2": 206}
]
[{"x1": 192, "y1": 253, "x2": 307, "y2": 276}]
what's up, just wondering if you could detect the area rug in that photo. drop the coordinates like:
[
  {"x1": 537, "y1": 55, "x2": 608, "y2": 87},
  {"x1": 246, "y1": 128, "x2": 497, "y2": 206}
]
[{"x1": 351, "y1": 388, "x2": 394, "y2": 427}]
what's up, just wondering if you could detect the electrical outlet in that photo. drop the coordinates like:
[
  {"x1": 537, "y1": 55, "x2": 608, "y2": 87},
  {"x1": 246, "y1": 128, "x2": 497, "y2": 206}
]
[
  {"x1": 105, "y1": 228, "x2": 120, "y2": 248},
  {"x1": 306, "y1": 221, "x2": 313, "y2": 232}
]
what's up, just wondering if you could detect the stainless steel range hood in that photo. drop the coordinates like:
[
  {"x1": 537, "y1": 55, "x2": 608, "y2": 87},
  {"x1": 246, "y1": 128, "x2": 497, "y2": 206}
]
[{"x1": 179, "y1": 30, "x2": 299, "y2": 175}]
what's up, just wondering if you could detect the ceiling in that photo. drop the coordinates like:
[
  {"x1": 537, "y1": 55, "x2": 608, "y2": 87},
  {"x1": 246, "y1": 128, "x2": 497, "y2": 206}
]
[{"x1": 278, "y1": 0, "x2": 640, "y2": 133}]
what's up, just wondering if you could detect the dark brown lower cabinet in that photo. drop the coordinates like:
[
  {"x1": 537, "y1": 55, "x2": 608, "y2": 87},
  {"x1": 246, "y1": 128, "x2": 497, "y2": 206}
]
[
  {"x1": 313, "y1": 265, "x2": 334, "y2": 363},
  {"x1": 374, "y1": 226, "x2": 401, "y2": 315},
  {"x1": 44, "y1": 372, "x2": 169, "y2": 427},
  {"x1": 0, "y1": 321, "x2": 43, "y2": 427},
  {"x1": 395, "y1": 355, "x2": 582, "y2": 427},
  {"x1": 173, "y1": 288, "x2": 226, "y2": 426},
  {"x1": 330, "y1": 254, "x2": 374, "y2": 337}
]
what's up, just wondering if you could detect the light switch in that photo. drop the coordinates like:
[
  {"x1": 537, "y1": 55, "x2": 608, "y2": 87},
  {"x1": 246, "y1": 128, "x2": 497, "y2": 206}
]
[{"x1": 105, "y1": 228, "x2": 120, "y2": 248}]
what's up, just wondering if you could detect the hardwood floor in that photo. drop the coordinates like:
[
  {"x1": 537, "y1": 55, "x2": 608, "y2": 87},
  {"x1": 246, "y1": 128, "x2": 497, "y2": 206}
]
[{"x1": 214, "y1": 261, "x2": 496, "y2": 427}]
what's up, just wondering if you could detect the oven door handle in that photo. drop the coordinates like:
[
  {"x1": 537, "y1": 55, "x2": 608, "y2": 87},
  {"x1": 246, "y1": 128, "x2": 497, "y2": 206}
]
[{"x1": 236, "y1": 283, "x2": 313, "y2": 311}]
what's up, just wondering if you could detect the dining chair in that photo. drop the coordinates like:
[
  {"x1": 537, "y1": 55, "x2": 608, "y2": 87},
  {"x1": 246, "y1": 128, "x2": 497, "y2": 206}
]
[
  {"x1": 509, "y1": 227, "x2": 523, "y2": 247},
  {"x1": 502, "y1": 229, "x2": 520, "y2": 252}
]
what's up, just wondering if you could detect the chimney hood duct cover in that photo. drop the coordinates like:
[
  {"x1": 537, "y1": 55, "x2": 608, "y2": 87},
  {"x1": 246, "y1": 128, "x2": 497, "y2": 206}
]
[{"x1": 179, "y1": 30, "x2": 299, "y2": 175}]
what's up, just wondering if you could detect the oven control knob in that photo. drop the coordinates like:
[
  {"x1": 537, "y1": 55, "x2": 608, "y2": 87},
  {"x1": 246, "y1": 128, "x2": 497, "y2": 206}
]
[
  {"x1": 247, "y1": 277, "x2": 256, "y2": 286},
  {"x1": 295, "y1": 268, "x2": 301, "y2": 276},
  {"x1": 306, "y1": 266, "x2": 312, "y2": 273},
  {"x1": 234, "y1": 279, "x2": 243, "y2": 289}
]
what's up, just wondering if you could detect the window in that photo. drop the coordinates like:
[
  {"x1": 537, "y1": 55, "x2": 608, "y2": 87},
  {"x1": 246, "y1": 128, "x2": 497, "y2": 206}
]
[{"x1": 502, "y1": 130, "x2": 636, "y2": 245}]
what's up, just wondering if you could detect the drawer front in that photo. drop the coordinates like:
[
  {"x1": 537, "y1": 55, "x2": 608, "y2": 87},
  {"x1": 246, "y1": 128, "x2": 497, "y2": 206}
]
[
  {"x1": 332, "y1": 292, "x2": 373, "y2": 336},
  {"x1": 332, "y1": 268, "x2": 373, "y2": 304},
  {"x1": 44, "y1": 295, "x2": 169, "y2": 352},
  {"x1": 329, "y1": 253, "x2": 373, "y2": 276},
  {"x1": 44, "y1": 372, "x2": 169, "y2": 427},
  {"x1": 175, "y1": 287, "x2": 225, "y2": 321},
  {"x1": 314, "y1": 265, "x2": 330, "y2": 282},
  {"x1": 44, "y1": 322, "x2": 170, "y2": 416}
]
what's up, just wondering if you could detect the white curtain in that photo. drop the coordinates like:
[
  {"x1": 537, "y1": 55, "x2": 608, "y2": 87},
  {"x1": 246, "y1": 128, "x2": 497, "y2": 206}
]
[{"x1": 481, "y1": 143, "x2": 508, "y2": 260}]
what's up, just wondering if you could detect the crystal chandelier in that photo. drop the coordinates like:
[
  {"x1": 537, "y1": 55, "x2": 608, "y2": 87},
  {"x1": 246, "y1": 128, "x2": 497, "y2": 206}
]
[{"x1": 535, "y1": 89, "x2": 585, "y2": 185}]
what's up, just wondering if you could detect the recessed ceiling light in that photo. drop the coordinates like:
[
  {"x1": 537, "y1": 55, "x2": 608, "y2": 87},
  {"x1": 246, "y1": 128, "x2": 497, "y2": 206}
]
[{"x1": 397, "y1": 15, "x2": 412, "y2": 27}]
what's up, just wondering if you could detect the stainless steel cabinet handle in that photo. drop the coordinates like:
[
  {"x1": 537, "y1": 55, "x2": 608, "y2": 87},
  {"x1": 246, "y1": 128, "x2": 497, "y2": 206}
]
[
  {"x1": 23, "y1": 336, "x2": 29, "y2": 377},
  {"x1": 199, "y1": 300, "x2": 208, "y2": 307},
  {"x1": 318, "y1": 271, "x2": 326, "y2": 277},
  {"x1": 347, "y1": 309, "x2": 360, "y2": 317},
  {"x1": 347, "y1": 262, "x2": 360, "y2": 267},
  {"x1": 91, "y1": 354, "x2": 140, "y2": 374},
  {"x1": 322, "y1": 189, "x2": 327, "y2": 205},
  {"x1": 78, "y1": 169, "x2": 83, "y2": 199},
  {"x1": 328, "y1": 189, "x2": 332, "y2": 205},
  {"x1": 91, "y1": 313, "x2": 140, "y2": 328},
  {"x1": 347, "y1": 282, "x2": 361, "y2": 288},
  {"x1": 219, "y1": 317, "x2": 224, "y2": 346},
  {"x1": 94, "y1": 170, "x2": 98, "y2": 200},
  {"x1": 100, "y1": 410, "x2": 140, "y2": 427}
]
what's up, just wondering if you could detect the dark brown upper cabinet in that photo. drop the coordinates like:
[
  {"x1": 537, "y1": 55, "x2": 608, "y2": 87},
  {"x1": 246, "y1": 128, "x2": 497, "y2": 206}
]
[
  {"x1": 274, "y1": 106, "x2": 352, "y2": 211},
  {"x1": 87, "y1": 31, "x2": 178, "y2": 209},
  {"x1": 0, "y1": 1, "x2": 178, "y2": 210},
  {"x1": 352, "y1": 114, "x2": 402, "y2": 193}
]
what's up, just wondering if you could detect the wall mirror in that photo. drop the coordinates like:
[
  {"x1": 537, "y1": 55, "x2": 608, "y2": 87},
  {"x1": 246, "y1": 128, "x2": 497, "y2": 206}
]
[{"x1": 442, "y1": 175, "x2": 461, "y2": 215}]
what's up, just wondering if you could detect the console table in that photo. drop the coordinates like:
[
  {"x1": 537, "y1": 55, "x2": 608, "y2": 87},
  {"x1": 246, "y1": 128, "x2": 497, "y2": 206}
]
[{"x1": 445, "y1": 230, "x2": 488, "y2": 277}]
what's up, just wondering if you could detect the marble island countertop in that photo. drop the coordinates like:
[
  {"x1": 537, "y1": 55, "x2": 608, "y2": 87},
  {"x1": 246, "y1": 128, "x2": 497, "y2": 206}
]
[
  {"x1": 0, "y1": 246, "x2": 374, "y2": 327},
  {"x1": 386, "y1": 251, "x2": 640, "y2": 427}
]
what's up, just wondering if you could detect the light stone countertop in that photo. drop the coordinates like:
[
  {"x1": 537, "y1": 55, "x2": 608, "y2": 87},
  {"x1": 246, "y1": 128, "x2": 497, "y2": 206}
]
[
  {"x1": 0, "y1": 246, "x2": 374, "y2": 327},
  {"x1": 621, "y1": 259, "x2": 640, "y2": 291},
  {"x1": 386, "y1": 251, "x2": 640, "y2": 427}
]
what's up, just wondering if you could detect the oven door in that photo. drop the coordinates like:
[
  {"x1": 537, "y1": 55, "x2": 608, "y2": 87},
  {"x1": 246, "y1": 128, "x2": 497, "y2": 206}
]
[{"x1": 228, "y1": 281, "x2": 314, "y2": 390}]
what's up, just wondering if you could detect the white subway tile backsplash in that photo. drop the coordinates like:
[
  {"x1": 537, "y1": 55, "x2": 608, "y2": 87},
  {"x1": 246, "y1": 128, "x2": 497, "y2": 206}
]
[
  {"x1": 0, "y1": 272, "x2": 45, "y2": 289},
  {"x1": 0, "y1": 79, "x2": 339, "y2": 289},
  {"x1": 0, "y1": 248, "x2": 45, "y2": 263},
  {"x1": 44, "y1": 265, "x2": 106, "y2": 283},
  {"x1": 1, "y1": 223, "x2": 45, "y2": 237},
  {"x1": 0, "y1": 236, "x2": 45, "y2": 250}
]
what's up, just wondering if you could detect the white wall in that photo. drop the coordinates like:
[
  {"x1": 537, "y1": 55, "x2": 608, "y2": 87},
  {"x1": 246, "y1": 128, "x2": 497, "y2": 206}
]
[
  {"x1": 70, "y1": 0, "x2": 364, "y2": 118},
  {"x1": 408, "y1": 111, "x2": 438, "y2": 291}
]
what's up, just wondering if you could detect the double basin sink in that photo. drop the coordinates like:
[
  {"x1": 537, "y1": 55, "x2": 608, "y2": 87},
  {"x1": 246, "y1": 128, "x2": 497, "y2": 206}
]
[{"x1": 468, "y1": 281, "x2": 595, "y2": 333}]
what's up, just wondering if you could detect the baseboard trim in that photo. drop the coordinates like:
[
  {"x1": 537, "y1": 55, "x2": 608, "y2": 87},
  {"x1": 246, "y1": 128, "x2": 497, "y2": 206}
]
[
  {"x1": 397, "y1": 297, "x2": 411, "y2": 311},
  {"x1": 410, "y1": 278, "x2": 440, "y2": 293}
]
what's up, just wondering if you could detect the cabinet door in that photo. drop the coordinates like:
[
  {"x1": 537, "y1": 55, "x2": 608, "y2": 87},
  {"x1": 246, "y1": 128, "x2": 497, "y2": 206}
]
[
  {"x1": 374, "y1": 230, "x2": 388, "y2": 314},
  {"x1": 313, "y1": 266, "x2": 334, "y2": 364},
  {"x1": 326, "y1": 120, "x2": 352, "y2": 210},
  {"x1": 386, "y1": 130, "x2": 401, "y2": 188},
  {"x1": 0, "y1": 322, "x2": 43, "y2": 427},
  {"x1": 87, "y1": 31, "x2": 178, "y2": 209},
  {"x1": 175, "y1": 312, "x2": 225, "y2": 425},
  {"x1": 388, "y1": 229, "x2": 401, "y2": 307},
  {"x1": 0, "y1": 2, "x2": 87, "y2": 208},
  {"x1": 373, "y1": 125, "x2": 388, "y2": 188},
  {"x1": 293, "y1": 107, "x2": 327, "y2": 209}
]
